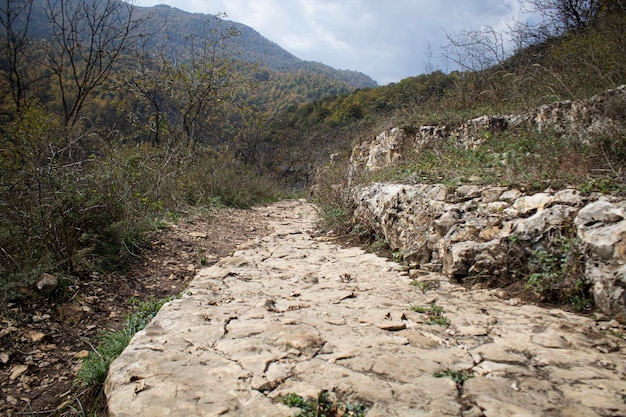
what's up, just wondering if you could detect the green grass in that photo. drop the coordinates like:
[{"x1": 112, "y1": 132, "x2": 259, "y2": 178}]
[
  {"x1": 410, "y1": 302, "x2": 451, "y2": 327},
  {"x1": 368, "y1": 127, "x2": 626, "y2": 197},
  {"x1": 282, "y1": 391, "x2": 366, "y2": 417},
  {"x1": 410, "y1": 279, "x2": 440, "y2": 293},
  {"x1": 433, "y1": 368, "x2": 475, "y2": 385},
  {"x1": 77, "y1": 294, "x2": 183, "y2": 386}
]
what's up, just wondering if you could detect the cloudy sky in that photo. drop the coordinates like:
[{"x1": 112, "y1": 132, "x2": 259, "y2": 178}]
[{"x1": 134, "y1": 0, "x2": 526, "y2": 85}]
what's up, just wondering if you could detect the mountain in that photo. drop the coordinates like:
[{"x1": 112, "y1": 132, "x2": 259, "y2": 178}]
[
  {"x1": 24, "y1": 1, "x2": 376, "y2": 89},
  {"x1": 135, "y1": 4, "x2": 378, "y2": 89}
]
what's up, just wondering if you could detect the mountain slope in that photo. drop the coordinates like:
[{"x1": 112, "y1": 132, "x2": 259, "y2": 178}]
[{"x1": 135, "y1": 4, "x2": 378, "y2": 89}]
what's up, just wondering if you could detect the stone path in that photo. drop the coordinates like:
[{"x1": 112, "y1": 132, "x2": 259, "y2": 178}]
[{"x1": 105, "y1": 200, "x2": 626, "y2": 417}]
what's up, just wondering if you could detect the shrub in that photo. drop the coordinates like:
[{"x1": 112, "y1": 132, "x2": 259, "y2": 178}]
[
  {"x1": 282, "y1": 391, "x2": 366, "y2": 417},
  {"x1": 524, "y1": 231, "x2": 592, "y2": 310},
  {"x1": 0, "y1": 112, "x2": 282, "y2": 301},
  {"x1": 312, "y1": 153, "x2": 356, "y2": 234}
]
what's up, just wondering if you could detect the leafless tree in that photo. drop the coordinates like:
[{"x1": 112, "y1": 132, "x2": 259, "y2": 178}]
[
  {"x1": 519, "y1": 0, "x2": 625, "y2": 42},
  {"x1": 442, "y1": 26, "x2": 508, "y2": 72},
  {"x1": 0, "y1": 0, "x2": 35, "y2": 114},
  {"x1": 43, "y1": 0, "x2": 147, "y2": 127},
  {"x1": 126, "y1": 16, "x2": 242, "y2": 145}
]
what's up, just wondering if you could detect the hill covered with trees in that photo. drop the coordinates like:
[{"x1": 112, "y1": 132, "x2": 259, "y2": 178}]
[
  {"x1": 1, "y1": 0, "x2": 625, "y2": 414},
  {"x1": 1, "y1": 0, "x2": 624, "y2": 300}
]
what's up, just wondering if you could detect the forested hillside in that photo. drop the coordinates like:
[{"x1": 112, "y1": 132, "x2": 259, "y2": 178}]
[
  {"x1": 2, "y1": 0, "x2": 625, "y2": 299},
  {"x1": 1, "y1": 0, "x2": 625, "y2": 414}
]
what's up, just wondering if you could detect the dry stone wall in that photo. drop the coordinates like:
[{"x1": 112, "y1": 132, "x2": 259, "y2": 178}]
[
  {"x1": 348, "y1": 86, "x2": 626, "y2": 322},
  {"x1": 353, "y1": 183, "x2": 626, "y2": 322}
]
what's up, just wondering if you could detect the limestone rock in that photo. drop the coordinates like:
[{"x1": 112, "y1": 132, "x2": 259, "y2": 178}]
[
  {"x1": 354, "y1": 183, "x2": 626, "y2": 321},
  {"x1": 348, "y1": 86, "x2": 626, "y2": 183},
  {"x1": 575, "y1": 199, "x2": 626, "y2": 320},
  {"x1": 106, "y1": 200, "x2": 626, "y2": 416}
]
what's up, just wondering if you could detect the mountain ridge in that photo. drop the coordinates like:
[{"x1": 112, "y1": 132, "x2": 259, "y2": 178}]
[{"x1": 135, "y1": 3, "x2": 378, "y2": 89}]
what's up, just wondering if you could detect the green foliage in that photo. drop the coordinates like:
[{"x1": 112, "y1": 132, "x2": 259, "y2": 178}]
[
  {"x1": 410, "y1": 303, "x2": 451, "y2": 327},
  {"x1": 313, "y1": 155, "x2": 356, "y2": 234},
  {"x1": 77, "y1": 294, "x2": 183, "y2": 387},
  {"x1": 282, "y1": 391, "x2": 366, "y2": 417},
  {"x1": 433, "y1": 369, "x2": 475, "y2": 385},
  {"x1": 0, "y1": 116, "x2": 281, "y2": 299},
  {"x1": 603, "y1": 329, "x2": 626, "y2": 340},
  {"x1": 391, "y1": 250, "x2": 405, "y2": 262},
  {"x1": 525, "y1": 232, "x2": 592, "y2": 310},
  {"x1": 370, "y1": 238, "x2": 391, "y2": 253},
  {"x1": 410, "y1": 280, "x2": 440, "y2": 293}
]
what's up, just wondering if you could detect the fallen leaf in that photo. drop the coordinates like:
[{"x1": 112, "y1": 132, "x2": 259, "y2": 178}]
[
  {"x1": 75, "y1": 350, "x2": 90, "y2": 359},
  {"x1": 10, "y1": 364, "x2": 28, "y2": 381},
  {"x1": 26, "y1": 331, "x2": 46, "y2": 343},
  {"x1": 0, "y1": 325, "x2": 17, "y2": 338}
]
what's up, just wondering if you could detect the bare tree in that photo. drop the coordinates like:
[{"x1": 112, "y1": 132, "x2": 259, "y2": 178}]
[
  {"x1": 126, "y1": 16, "x2": 242, "y2": 145},
  {"x1": 173, "y1": 20, "x2": 241, "y2": 145},
  {"x1": 0, "y1": 0, "x2": 35, "y2": 114},
  {"x1": 43, "y1": 0, "x2": 147, "y2": 127},
  {"x1": 520, "y1": 0, "x2": 625, "y2": 41},
  {"x1": 125, "y1": 44, "x2": 172, "y2": 144},
  {"x1": 442, "y1": 26, "x2": 508, "y2": 72}
]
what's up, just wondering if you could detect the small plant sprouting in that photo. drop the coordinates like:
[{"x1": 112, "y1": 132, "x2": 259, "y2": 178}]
[
  {"x1": 433, "y1": 368, "x2": 475, "y2": 385},
  {"x1": 282, "y1": 391, "x2": 366, "y2": 417},
  {"x1": 410, "y1": 302, "x2": 451, "y2": 327},
  {"x1": 410, "y1": 279, "x2": 440, "y2": 293},
  {"x1": 392, "y1": 250, "x2": 405, "y2": 263}
]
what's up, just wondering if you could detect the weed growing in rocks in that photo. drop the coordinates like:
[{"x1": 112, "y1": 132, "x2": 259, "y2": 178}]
[
  {"x1": 525, "y1": 233, "x2": 592, "y2": 311},
  {"x1": 410, "y1": 303, "x2": 451, "y2": 327},
  {"x1": 392, "y1": 250, "x2": 405, "y2": 263},
  {"x1": 604, "y1": 329, "x2": 625, "y2": 340},
  {"x1": 369, "y1": 237, "x2": 390, "y2": 252},
  {"x1": 434, "y1": 369, "x2": 475, "y2": 385},
  {"x1": 282, "y1": 391, "x2": 366, "y2": 417},
  {"x1": 410, "y1": 279, "x2": 440, "y2": 293}
]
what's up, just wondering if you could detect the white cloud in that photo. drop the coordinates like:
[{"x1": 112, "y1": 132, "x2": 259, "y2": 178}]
[{"x1": 134, "y1": 0, "x2": 526, "y2": 84}]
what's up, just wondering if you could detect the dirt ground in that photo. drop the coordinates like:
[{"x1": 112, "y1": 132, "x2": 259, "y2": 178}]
[{"x1": 0, "y1": 206, "x2": 274, "y2": 416}]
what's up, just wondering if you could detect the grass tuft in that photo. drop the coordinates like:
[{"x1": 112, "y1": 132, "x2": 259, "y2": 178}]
[
  {"x1": 77, "y1": 294, "x2": 183, "y2": 387},
  {"x1": 282, "y1": 391, "x2": 366, "y2": 417},
  {"x1": 410, "y1": 302, "x2": 451, "y2": 327},
  {"x1": 433, "y1": 368, "x2": 475, "y2": 385}
]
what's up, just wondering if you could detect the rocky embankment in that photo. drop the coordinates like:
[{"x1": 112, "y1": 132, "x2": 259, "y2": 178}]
[
  {"x1": 106, "y1": 200, "x2": 626, "y2": 416},
  {"x1": 354, "y1": 183, "x2": 626, "y2": 322},
  {"x1": 349, "y1": 85, "x2": 626, "y2": 323}
]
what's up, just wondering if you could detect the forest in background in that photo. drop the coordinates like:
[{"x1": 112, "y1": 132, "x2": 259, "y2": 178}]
[{"x1": 1, "y1": 0, "x2": 625, "y2": 305}]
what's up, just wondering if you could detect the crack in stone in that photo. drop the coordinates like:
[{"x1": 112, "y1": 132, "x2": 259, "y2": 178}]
[{"x1": 106, "y1": 200, "x2": 626, "y2": 417}]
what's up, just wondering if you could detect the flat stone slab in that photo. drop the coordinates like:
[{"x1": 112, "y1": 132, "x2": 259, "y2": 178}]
[{"x1": 105, "y1": 200, "x2": 626, "y2": 417}]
